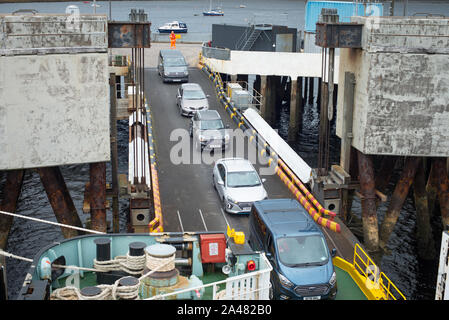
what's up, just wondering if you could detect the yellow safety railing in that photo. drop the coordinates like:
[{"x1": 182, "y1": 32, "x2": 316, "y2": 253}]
[{"x1": 352, "y1": 243, "x2": 406, "y2": 300}]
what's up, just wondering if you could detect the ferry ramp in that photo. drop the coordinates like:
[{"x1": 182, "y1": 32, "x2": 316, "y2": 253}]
[
  {"x1": 144, "y1": 67, "x2": 356, "y2": 262},
  {"x1": 144, "y1": 67, "x2": 291, "y2": 235}
]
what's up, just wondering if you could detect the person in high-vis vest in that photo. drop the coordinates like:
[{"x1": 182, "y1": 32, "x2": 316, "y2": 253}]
[{"x1": 170, "y1": 31, "x2": 176, "y2": 49}]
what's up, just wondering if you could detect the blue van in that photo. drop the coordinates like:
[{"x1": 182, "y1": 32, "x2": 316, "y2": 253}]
[{"x1": 248, "y1": 199, "x2": 337, "y2": 300}]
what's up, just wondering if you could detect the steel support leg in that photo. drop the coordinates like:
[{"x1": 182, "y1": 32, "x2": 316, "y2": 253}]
[
  {"x1": 357, "y1": 150, "x2": 379, "y2": 253},
  {"x1": 38, "y1": 166, "x2": 83, "y2": 238},
  {"x1": 90, "y1": 162, "x2": 107, "y2": 233},
  {"x1": 0, "y1": 170, "x2": 25, "y2": 249},
  {"x1": 379, "y1": 157, "x2": 421, "y2": 248}
]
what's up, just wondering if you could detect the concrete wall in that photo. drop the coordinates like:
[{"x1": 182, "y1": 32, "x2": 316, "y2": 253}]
[
  {"x1": 336, "y1": 16, "x2": 449, "y2": 157},
  {"x1": 0, "y1": 14, "x2": 110, "y2": 170}
]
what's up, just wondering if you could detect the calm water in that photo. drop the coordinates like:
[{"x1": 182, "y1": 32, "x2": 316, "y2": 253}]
[{"x1": 1, "y1": 0, "x2": 449, "y2": 300}]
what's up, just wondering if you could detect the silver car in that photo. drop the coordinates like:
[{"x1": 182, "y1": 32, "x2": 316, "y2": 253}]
[
  {"x1": 213, "y1": 158, "x2": 268, "y2": 214},
  {"x1": 176, "y1": 83, "x2": 209, "y2": 116},
  {"x1": 190, "y1": 110, "x2": 230, "y2": 151}
]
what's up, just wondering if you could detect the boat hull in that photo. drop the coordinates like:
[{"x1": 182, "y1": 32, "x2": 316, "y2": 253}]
[
  {"x1": 158, "y1": 29, "x2": 188, "y2": 33},
  {"x1": 203, "y1": 12, "x2": 224, "y2": 16}
]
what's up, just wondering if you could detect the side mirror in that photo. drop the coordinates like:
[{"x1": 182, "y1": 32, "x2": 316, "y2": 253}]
[
  {"x1": 226, "y1": 124, "x2": 230, "y2": 128},
  {"x1": 217, "y1": 179, "x2": 224, "y2": 186},
  {"x1": 177, "y1": 95, "x2": 181, "y2": 99},
  {"x1": 261, "y1": 178, "x2": 266, "y2": 183},
  {"x1": 206, "y1": 94, "x2": 210, "y2": 98},
  {"x1": 331, "y1": 248, "x2": 337, "y2": 258},
  {"x1": 265, "y1": 252, "x2": 273, "y2": 260}
]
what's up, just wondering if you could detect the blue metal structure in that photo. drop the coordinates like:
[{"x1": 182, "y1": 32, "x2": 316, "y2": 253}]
[{"x1": 305, "y1": 1, "x2": 384, "y2": 32}]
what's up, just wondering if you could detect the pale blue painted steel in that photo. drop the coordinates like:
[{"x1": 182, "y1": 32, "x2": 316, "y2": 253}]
[{"x1": 305, "y1": 1, "x2": 384, "y2": 32}]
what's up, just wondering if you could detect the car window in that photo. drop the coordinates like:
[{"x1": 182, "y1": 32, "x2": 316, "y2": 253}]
[
  {"x1": 217, "y1": 164, "x2": 225, "y2": 181},
  {"x1": 226, "y1": 171, "x2": 261, "y2": 188},
  {"x1": 183, "y1": 89, "x2": 206, "y2": 100},
  {"x1": 200, "y1": 119, "x2": 224, "y2": 130},
  {"x1": 165, "y1": 57, "x2": 186, "y2": 67},
  {"x1": 276, "y1": 235, "x2": 329, "y2": 267}
]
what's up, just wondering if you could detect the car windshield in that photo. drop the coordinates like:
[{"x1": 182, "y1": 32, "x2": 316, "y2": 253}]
[
  {"x1": 200, "y1": 119, "x2": 224, "y2": 130},
  {"x1": 227, "y1": 171, "x2": 260, "y2": 188},
  {"x1": 183, "y1": 89, "x2": 206, "y2": 100},
  {"x1": 276, "y1": 235, "x2": 329, "y2": 267},
  {"x1": 165, "y1": 57, "x2": 186, "y2": 67}
]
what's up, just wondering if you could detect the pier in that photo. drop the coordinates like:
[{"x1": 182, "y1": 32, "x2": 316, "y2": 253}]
[{"x1": 0, "y1": 2, "x2": 448, "y2": 300}]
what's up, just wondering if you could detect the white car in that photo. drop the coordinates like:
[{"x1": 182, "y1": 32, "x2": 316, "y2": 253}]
[{"x1": 213, "y1": 158, "x2": 268, "y2": 214}]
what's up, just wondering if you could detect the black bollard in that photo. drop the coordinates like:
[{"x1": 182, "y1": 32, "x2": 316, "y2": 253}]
[
  {"x1": 94, "y1": 238, "x2": 111, "y2": 261},
  {"x1": 129, "y1": 242, "x2": 146, "y2": 256}
]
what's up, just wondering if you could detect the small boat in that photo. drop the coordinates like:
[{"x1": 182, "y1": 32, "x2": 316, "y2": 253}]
[
  {"x1": 203, "y1": 0, "x2": 224, "y2": 16},
  {"x1": 158, "y1": 21, "x2": 188, "y2": 33}
]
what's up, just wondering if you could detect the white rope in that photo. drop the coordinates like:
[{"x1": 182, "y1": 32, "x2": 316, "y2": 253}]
[
  {"x1": 0, "y1": 249, "x2": 107, "y2": 273},
  {"x1": 93, "y1": 253, "x2": 146, "y2": 275},
  {"x1": 145, "y1": 252, "x2": 175, "y2": 272},
  {"x1": 0, "y1": 210, "x2": 105, "y2": 235}
]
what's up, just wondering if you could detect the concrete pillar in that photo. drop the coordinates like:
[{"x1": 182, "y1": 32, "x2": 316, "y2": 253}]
[
  {"x1": 379, "y1": 157, "x2": 421, "y2": 249},
  {"x1": 0, "y1": 170, "x2": 25, "y2": 249},
  {"x1": 288, "y1": 77, "x2": 303, "y2": 141},
  {"x1": 38, "y1": 166, "x2": 83, "y2": 238},
  {"x1": 357, "y1": 150, "x2": 379, "y2": 253}
]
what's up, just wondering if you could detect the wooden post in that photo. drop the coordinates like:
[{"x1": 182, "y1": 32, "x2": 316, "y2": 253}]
[
  {"x1": 379, "y1": 157, "x2": 421, "y2": 248},
  {"x1": 0, "y1": 170, "x2": 25, "y2": 249},
  {"x1": 38, "y1": 166, "x2": 83, "y2": 238},
  {"x1": 357, "y1": 150, "x2": 379, "y2": 253},
  {"x1": 414, "y1": 158, "x2": 436, "y2": 260}
]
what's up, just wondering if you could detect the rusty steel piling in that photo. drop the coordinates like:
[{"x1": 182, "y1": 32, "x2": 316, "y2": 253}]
[
  {"x1": 89, "y1": 162, "x2": 107, "y2": 233},
  {"x1": 413, "y1": 159, "x2": 436, "y2": 260},
  {"x1": 357, "y1": 150, "x2": 380, "y2": 253},
  {"x1": 0, "y1": 170, "x2": 25, "y2": 249},
  {"x1": 38, "y1": 166, "x2": 83, "y2": 238},
  {"x1": 434, "y1": 157, "x2": 449, "y2": 228},
  {"x1": 379, "y1": 157, "x2": 421, "y2": 249}
]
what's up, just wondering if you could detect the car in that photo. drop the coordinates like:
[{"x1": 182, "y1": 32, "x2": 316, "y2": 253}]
[
  {"x1": 212, "y1": 158, "x2": 267, "y2": 214},
  {"x1": 189, "y1": 110, "x2": 230, "y2": 151},
  {"x1": 158, "y1": 49, "x2": 189, "y2": 83},
  {"x1": 176, "y1": 83, "x2": 209, "y2": 116},
  {"x1": 248, "y1": 199, "x2": 338, "y2": 300}
]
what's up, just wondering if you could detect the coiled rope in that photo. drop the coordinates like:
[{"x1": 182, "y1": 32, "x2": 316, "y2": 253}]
[{"x1": 50, "y1": 256, "x2": 174, "y2": 300}]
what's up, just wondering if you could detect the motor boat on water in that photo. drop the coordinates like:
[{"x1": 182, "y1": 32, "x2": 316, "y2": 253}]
[{"x1": 158, "y1": 21, "x2": 188, "y2": 33}]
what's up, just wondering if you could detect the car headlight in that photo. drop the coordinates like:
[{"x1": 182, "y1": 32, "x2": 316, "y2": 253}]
[
  {"x1": 184, "y1": 70, "x2": 188, "y2": 75},
  {"x1": 226, "y1": 197, "x2": 237, "y2": 205},
  {"x1": 278, "y1": 273, "x2": 294, "y2": 289},
  {"x1": 224, "y1": 134, "x2": 230, "y2": 141},
  {"x1": 329, "y1": 271, "x2": 337, "y2": 287},
  {"x1": 199, "y1": 135, "x2": 207, "y2": 142}
]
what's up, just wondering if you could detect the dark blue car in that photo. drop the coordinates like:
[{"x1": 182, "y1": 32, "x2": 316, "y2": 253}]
[{"x1": 248, "y1": 199, "x2": 337, "y2": 300}]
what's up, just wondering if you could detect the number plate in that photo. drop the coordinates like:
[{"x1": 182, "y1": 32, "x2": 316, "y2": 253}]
[
  {"x1": 210, "y1": 145, "x2": 220, "y2": 148},
  {"x1": 243, "y1": 207, "x2": 251, "y2": 211},
  {"x1": 172, "y1": 79, "x2": 181, "y2": 82},
  {"x1": 303, "y1": 296, "x2": 321, "y2": 300}
]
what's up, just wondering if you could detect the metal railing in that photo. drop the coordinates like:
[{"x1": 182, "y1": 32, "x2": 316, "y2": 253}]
[
  {"x1": 145, "y1": 253, "x2": 272, "y2": 300},
  {"x1": 353, "y1": 243, "x2": 406, "y2": 300},
  {"x1": 224, "y1": 80, "x2": 262, "y2": 112},
  {"x1": 201, "y1": 42, "x2": 231, "y2": 60}
]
